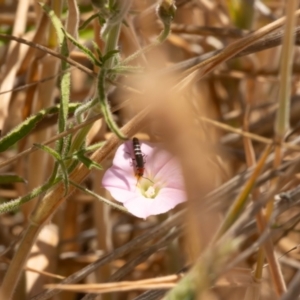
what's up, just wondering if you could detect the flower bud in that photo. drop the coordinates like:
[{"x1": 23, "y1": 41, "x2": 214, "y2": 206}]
[
  {"x1": 156, "y1": 0, "x2": 176, "y2": 26},
  {"x1": 90, "y1": 0, "x2": 107, "y2": 9}
]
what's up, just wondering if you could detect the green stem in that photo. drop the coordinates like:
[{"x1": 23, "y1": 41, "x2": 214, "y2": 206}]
[
  {"x1": 70, "y1": 1, "x2": 131, "y2": 150},
  {"x1": 0, "y1": 106, "x2": 149, "y2": 300},
  {"x1": 103, "y1": 23, "x2": 121, "y2": 69},
  {"x1": 275, "y1": 0, "x2": 298, "y2": 140},
  {"x1": 122, "y1": 21, "x2": 171, "y2": 66}
]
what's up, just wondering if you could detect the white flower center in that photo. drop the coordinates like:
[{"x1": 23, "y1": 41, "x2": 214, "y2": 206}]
[
  {"x1": 145, "y1": 186, "x2": 156, "y2": 198},
  {"x1": 138, "y1": 178, "x2": 161, "y2": 199}
]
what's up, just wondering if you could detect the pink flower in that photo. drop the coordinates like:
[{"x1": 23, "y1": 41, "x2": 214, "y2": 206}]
[{"x1": 102, "y1": 139, "x2": 186, "y2": 219}]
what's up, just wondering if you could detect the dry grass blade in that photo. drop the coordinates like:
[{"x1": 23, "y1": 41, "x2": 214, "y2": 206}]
[
  {"x1": 30, "y1": 211, "x2": 184, "y2": 300},
  {"x1": 0, "y1": 0, "x2": 30, "y2": 130},
  {"x1": 179, "y1": 8, "x2": 300, "y2": 83},
  {"x1": 44, "y1": 275, "x2": 181, "y2": 293},
  {"x1": 2, "y1": 2, "x2": 300, "y2": 300}
]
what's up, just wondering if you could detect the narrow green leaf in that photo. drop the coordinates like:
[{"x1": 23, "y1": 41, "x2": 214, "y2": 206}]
[
  {"x1": 42, "y1": 3, "x2": 71, "y2": 153},
  {"x1": 0, "y1": 178, "x2": 61, "y2": 214},
  {"x1": 62, "y1": 28, "x2": 101, "y2": 66},
  {"x1": 74, "y1": 98, "x2": 98, "y2": 123},
  {"x1": 97, "y1": 14, "x2": 106, "y2": 26},
  {"x1": 62, "y1": 131, "x2": 73, "y2": 158},
  {"x1": 64, "y1": 141, "x2": 104, "y2": 160},
  {"x1": 59, "y1": 159, "x2": 69, "y2": 195},
  {"x1": 34, "y1": 143, "x2": 69, "y2": 194},
  {"x1": 41, "y1": 3, "x2": 65, "y2": 46},
  {"x1": 84, "y1": 141, "x2": 105, "y2": 153},
  {"x1": 92, "y1": 41, "x2": 103, "y2": 62},
  {"x1": 101, "y1": 49, "x2": 119, "y2": 64},
  {"x1": 76, "y1": 153, "x2": 103, "y2": 170},
  {"x1": 0, "y1": 174, "x2": 27, "y2": 184},
  {"x1": 98, "y1": 68, "x2": 127, "y2": 140},
  {"x1": 59, "y1": 58, "x2": 70, "y2": 127},
  {"x1": 111, "y1": 64, "x2": 143, "y2": 75},
  {"x1": 57, "y1": 41, "x2": 70, "y2": 153},
  {"x1": 79, "y1": 12, "x2": 99, "y2": 30},
  {"x1": 34, "y1": 143, "x2": 62, "y2": 161},
  {"x1": 48, "y1": 161, "x2": 59, "y2": 184},
  {"x1": 67, "y1": 159, "x2": 80, "y2": 174},
  {"x1": 0, "y1": 104, "x2": 79, "y2": 153},
  {"x1": 0, "y1": 114, "x2": 43, "y2": 152}
]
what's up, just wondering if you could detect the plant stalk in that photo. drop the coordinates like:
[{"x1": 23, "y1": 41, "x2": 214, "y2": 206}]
[{"x1": 0, "y1": 106, "x2": 150, "y2": 300}]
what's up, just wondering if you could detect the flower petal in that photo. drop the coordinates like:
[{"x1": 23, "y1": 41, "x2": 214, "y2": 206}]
[
  {"x1": 156, "y1": 187, "x2": 186, "y2": 206},
  {"x1": 105, "y1": 189, "x2": 137, "y2": 204},
  {"x1": 102, "y1": 139, "x2": 187, "y2": 219},
  {"x1": 147, "y1": 148, "x2": 174, "y2": 176},
  {"x1": 151, "y1": 157, "x2": 185, "y2": 189},
  {"x1": 102, "y1": 166, "x2": 136, "y2": 192},
  {"x1": 123, "y1": 187, "x2": 186, "y2": 219},
  {"x1": 112, "y1": 141, "x2": 135, "y2": 172}
]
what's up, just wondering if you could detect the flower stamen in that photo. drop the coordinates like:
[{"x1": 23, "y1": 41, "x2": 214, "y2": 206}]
[{"x1": 144, "y1": 186, "x2": 156, "y2": 198}]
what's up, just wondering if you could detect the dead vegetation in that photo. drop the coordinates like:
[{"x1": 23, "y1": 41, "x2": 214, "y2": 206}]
[{"x1": 1, "y1": 1, "x2": 300, "y2": 300}]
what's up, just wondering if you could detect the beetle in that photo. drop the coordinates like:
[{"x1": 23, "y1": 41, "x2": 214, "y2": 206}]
[
  {"x1": 132, "y1": 137, "x2": 145, "y2": 180},
  {"x1": 130, "y1": 137, "x2": 154, "y2": 185}
]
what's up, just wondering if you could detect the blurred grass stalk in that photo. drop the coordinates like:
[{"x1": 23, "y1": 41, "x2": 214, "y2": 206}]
[
  {"x1": 274, "y1": 0, "x2": 298, "y2": 143},
  {"x1": 241, "y1": 1, "x2": 299, "y2": 300},
  {"x1": 165, "y1": 2, "x2": 300, "y2": 300},
  {"x1": 268, "y1": 0, "x2": 298, "y2": 294},
  {"x1": 247, "y1": 0, "x2": 299, "y2": 299}
]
